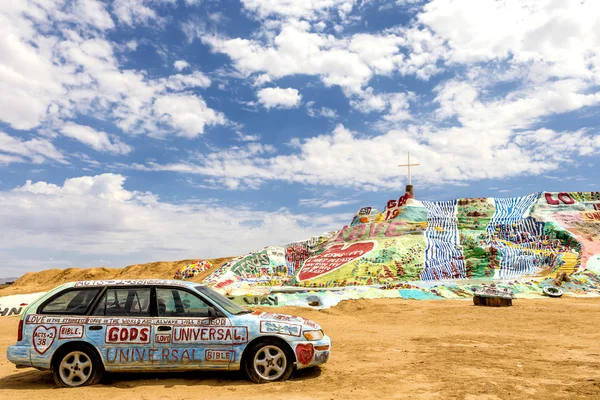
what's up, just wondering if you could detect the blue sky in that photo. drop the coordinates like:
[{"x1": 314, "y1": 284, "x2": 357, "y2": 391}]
[{"x1": 1, "y1": 0, "x2": 599, "y2": 277}]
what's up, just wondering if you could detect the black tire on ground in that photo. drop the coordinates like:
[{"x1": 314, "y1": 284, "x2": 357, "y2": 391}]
[
  {"x1": 52, "y1": 344, "x2": 104, "y2": 388},
  {"x1": 243, "y1": 339, "x2": 294, "y2": 384}
]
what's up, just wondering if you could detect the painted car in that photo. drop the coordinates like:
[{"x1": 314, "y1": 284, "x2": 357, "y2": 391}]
[{"x1": 6, "y1": 279, "x2": 331, "y2": 387}]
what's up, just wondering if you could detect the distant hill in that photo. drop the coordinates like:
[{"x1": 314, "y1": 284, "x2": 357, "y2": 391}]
[
  {"x1": 0, "y1": 257, "x2": 232, "y2": 296},
  {"x1": 0, "y1": 277, "x2": 18, "y2": 285}
]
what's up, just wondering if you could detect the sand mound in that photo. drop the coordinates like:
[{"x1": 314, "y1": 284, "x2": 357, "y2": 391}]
[{"x1": 0, "y1": 257, "x2": 232, "y2": 296}]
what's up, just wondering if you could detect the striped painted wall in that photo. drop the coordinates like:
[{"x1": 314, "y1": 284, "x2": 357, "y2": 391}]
[
  {"x1": 487, "y1": 193, "x2": 543, "y2": 279},
  {"x1": 420, "y1": 200, "x2": 466, "y2": 280}
]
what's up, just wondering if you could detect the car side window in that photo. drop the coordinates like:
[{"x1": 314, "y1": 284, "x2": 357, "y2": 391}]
[
  {"x1": 92, "y1": 287, "x2": 151, "y2": 317},
  {"x1": 156, "y1": 288, "x2": 210, "y2": 318},
  {"x1": 39, "y1": 289, "x2": 100, "y2": 315}
]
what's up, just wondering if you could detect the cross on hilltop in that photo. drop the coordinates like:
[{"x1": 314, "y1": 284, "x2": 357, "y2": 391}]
[{"x1": 398, "y1": 152, "x2": 419, "y2": 197}]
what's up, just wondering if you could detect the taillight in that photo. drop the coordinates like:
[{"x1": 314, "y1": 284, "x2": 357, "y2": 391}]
[{"x1": 17, "y1": 320, "x2": 23, "y2": 342}]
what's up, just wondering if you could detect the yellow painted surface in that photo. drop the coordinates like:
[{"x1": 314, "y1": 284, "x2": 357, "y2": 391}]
[{"x1": 556, "y1": 252, "x2": 578, "y2": 275}]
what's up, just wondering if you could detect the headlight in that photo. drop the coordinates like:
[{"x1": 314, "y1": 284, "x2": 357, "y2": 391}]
[{"x1": 303, "y1": 329, "x2": 324, "y2": 341}]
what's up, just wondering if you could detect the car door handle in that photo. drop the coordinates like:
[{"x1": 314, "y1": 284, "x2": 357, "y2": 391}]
[
  {"x1": 89, "y1": 326, "x2": 103, "y2": 331},
  {"x1": 157, "y1": 326, "x2": 172, "y2": 332}
]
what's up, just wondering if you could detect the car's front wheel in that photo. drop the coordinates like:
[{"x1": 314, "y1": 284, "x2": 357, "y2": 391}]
[
  {"x1": 52, "y1": 345, "x2": 104, "y2": 388},
  {"x1": 244, "y1": 340, "x2": 294, "y2": 383}
]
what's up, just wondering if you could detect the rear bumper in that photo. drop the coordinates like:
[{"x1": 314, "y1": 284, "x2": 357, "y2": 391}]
[
  {"x1": 294, "y1": 335, "x2": 331, "y2": 370},
  {"x1": 7, "y1": 345, "x2": 32, "y2": 367}
]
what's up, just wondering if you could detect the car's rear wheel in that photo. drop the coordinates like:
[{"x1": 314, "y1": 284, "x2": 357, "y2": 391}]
[
  {"x1": 244, "y1": 340, "x2": 294, "y2": 383},
  {"x1": 52, "y1": 345, "x2": 104, "y2": 388}
]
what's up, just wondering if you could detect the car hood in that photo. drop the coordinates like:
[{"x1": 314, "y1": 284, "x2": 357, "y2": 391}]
[{"x1": 251, "y1": 311, "x2": 322, "y2": 331}]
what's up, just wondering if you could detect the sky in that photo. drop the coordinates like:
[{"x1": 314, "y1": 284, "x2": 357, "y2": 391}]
[{"x1": 1, "y1": 0, "x2": 600, "y2": 277}]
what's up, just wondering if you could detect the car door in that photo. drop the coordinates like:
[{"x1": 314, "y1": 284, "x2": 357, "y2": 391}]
[
  {"x1": 152, "y1": 286, "x2": 237, "y2": 369},
  {"x1": 88, "y1": 286, "x2": 154, "y2": 370}
]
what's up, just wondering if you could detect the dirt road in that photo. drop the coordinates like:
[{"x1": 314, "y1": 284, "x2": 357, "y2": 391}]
[{"x1": 1, "y1": 298, "x2": 599, "y2": 399}]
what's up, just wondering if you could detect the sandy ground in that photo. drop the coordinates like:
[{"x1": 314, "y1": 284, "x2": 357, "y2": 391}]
[{"x1": 0, "y1": 297, "x2": 599, "y2": 400}]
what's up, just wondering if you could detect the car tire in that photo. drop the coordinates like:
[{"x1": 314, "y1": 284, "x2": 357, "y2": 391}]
[
  {"x1": 52, "y1": 344, "x2": 104, "y2": 388},
  {"x1": 243, "y1": 340, "x2": 294, "y2": 383}
]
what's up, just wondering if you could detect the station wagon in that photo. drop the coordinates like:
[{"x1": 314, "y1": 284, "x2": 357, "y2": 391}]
[{"x1": 7, "y1": 280, "x2": 331, "y2": 387}]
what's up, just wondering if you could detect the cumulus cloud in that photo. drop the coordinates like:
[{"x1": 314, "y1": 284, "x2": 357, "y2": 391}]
[
  {"x1": 199, "y1": 18, "x2": 444, "y2": 99},
  {"x1": 60, "y1": 123, "x2": 132, "y2": 155},
  {"x1": 306, "y1": 103, "x2": 338, "y2": 119},
  {"x1": 420, "y1": 0, "x2": 600, "y2": 81},
  {"x1": 257, "y1": 87, "x2": 302, "y2": 109},
  {"x1": 137, "y1": 120, "x2": 600, "y2": 190},
  {"x1": 299, "y1": 197, "x2": 361, "y2": 208},
  {"x1": 0, "y1": 132, "x2": 67, "y2": 165},
  {"x1": 154, "y1": 94, "x2": 227, "y2": 138},
  {"x1": 173, "y1": 60, "x2": 190, "y2": 71},
  {"x1": 0, "y1": 174, "x2": 349, "y2": 274},
  {"x1": 0, "y1": 1, "x2": 224, "y2": 141},
  {"x1": 241, "y1": 0, "x2": 356, "y2": 20},
  {"x1": 72, "y1": 0, "x2": 116, "y2": 30},
  {"x1": 112, "y1": 0, "x2": 166, "y2": 26},
  {"x1": 161, "y1": 71, "x2": 212, "y2": 91}
]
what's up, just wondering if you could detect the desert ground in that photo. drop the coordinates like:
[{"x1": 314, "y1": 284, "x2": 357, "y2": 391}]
[{"x1": 0, "y1": 297, "x2": 599, "y2": 399}]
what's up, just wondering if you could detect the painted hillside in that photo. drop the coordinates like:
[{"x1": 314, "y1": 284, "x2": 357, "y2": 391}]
[
  {"x1": 204, "y1": 192, "x2": 600, "y2": 296},
  {"x1": 2, "y1": 191, "x2": 599, "y2": 313}
]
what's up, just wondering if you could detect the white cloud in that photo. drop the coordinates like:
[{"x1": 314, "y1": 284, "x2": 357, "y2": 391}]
[
  {"x1": 200, "y1": 19, "x2": 444, "y2": 95},
  {"x1": 299, "y1": 198, "x2": 361, "y2": 208},
  {"x1": 174, "y1": 60, "x2": 190, "y2": 71},
  {"x1": 154, "y1": 94, "x2": 227, "y2": 138},
  {"x1": 257, "y1": 87, "x2": 302, "y2": 109},
  {"x1": 253, "y1": 73, "x2": 272, "y2": 87},
  {"x1": 137, "y1": 122, "x2": 600, "y2": 190},
  {"x1": 112, "y1": 0, "x2": 172, "y2": 26},
  {"x1": 60, "y1": 123, "x2": 132, "y2": 155},
  {"x1": 161, "y1": 71, "x2": 211, "y2": 90},
  {"x1": 0, "y1": 174, "x2": 349, "y2": 273},
  {"x1": 349, "y1": 89, "x2": 413, "y2": 122},
  {"x1": 72, "y1": 0, "x2": 115, "y2": 31},
  {"x1": 0, "y1": 2, "x2": 225, "y2": 143},
  {"x1": 201, "y1": 21, "x2": 376, "y2": 93},
  {"x1": 236, "y1": 131, "x2": 261, "y2": 142},
  {"x1": 313, "y1": 21, "x2": 327, "y2": 32},
  {"x1": 0, "y1": 132, "x2": 67, "y2": 165},
  {"x1": 306, "y1": 103, "x2": 338, "y2": 119},
  {"x1": 383, "y1": 92, "x2": 413, "y2": 123},
  {"x1": 349, "y1": 33, "x2": 405, "y2": 75},
  {"x1": 419, "y1": 0, "x2": 600, "y2": 82},
  {"x1": 241, "y1": 0, "x2": 356, "y2": 20},
  {"x1": 433, "y1": 78, "x2": 600, "y2": 131},
  {"x1": 0, "y1": 153, "x2": 25, "y2": 165},
  {"x1": 125, "y1": 40, "x2": 138, "y2": 51}
]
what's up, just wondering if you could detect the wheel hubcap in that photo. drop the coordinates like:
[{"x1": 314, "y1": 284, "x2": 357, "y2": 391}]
[
  {"x1": 59, "y1": 351, "x2": 92, "y2": 387},
  {"x1": 253, "y1": 345, "x2": 286, "y2": 381}
]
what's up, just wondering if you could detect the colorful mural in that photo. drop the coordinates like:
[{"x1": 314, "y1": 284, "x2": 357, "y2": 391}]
[
  {"x1": 173, "y1": 260, "x2": 213, "y2": 280},
  {"x1": 202, "y1": 191, "x2": 600, "y2": 299}
]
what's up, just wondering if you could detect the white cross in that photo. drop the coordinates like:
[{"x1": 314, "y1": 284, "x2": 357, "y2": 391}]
[{"x1": 398, "y1": 152, "x2": 419, "y2": 185}]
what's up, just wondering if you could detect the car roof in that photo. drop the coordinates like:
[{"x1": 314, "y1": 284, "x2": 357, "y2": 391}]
[{"x1": 67, "y1": 279, "x2": 203, "y2": 289}]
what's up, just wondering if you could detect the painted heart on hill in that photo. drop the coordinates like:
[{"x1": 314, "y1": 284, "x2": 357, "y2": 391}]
[
  {"x1": 297, "y1": 241, "x2": 377, "y2": 282},
  {"x1": 33, "y1": 325, "x2": 57, "y2": 355}
]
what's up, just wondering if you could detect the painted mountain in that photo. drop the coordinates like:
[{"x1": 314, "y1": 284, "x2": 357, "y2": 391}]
[{"x1": 204, "y1": 192, "x2": 600, "y2": 290}]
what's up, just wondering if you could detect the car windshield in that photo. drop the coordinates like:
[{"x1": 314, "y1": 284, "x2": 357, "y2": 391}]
[{"x1": 195, "y1": 286, "x2": 251, "y2": 315}]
